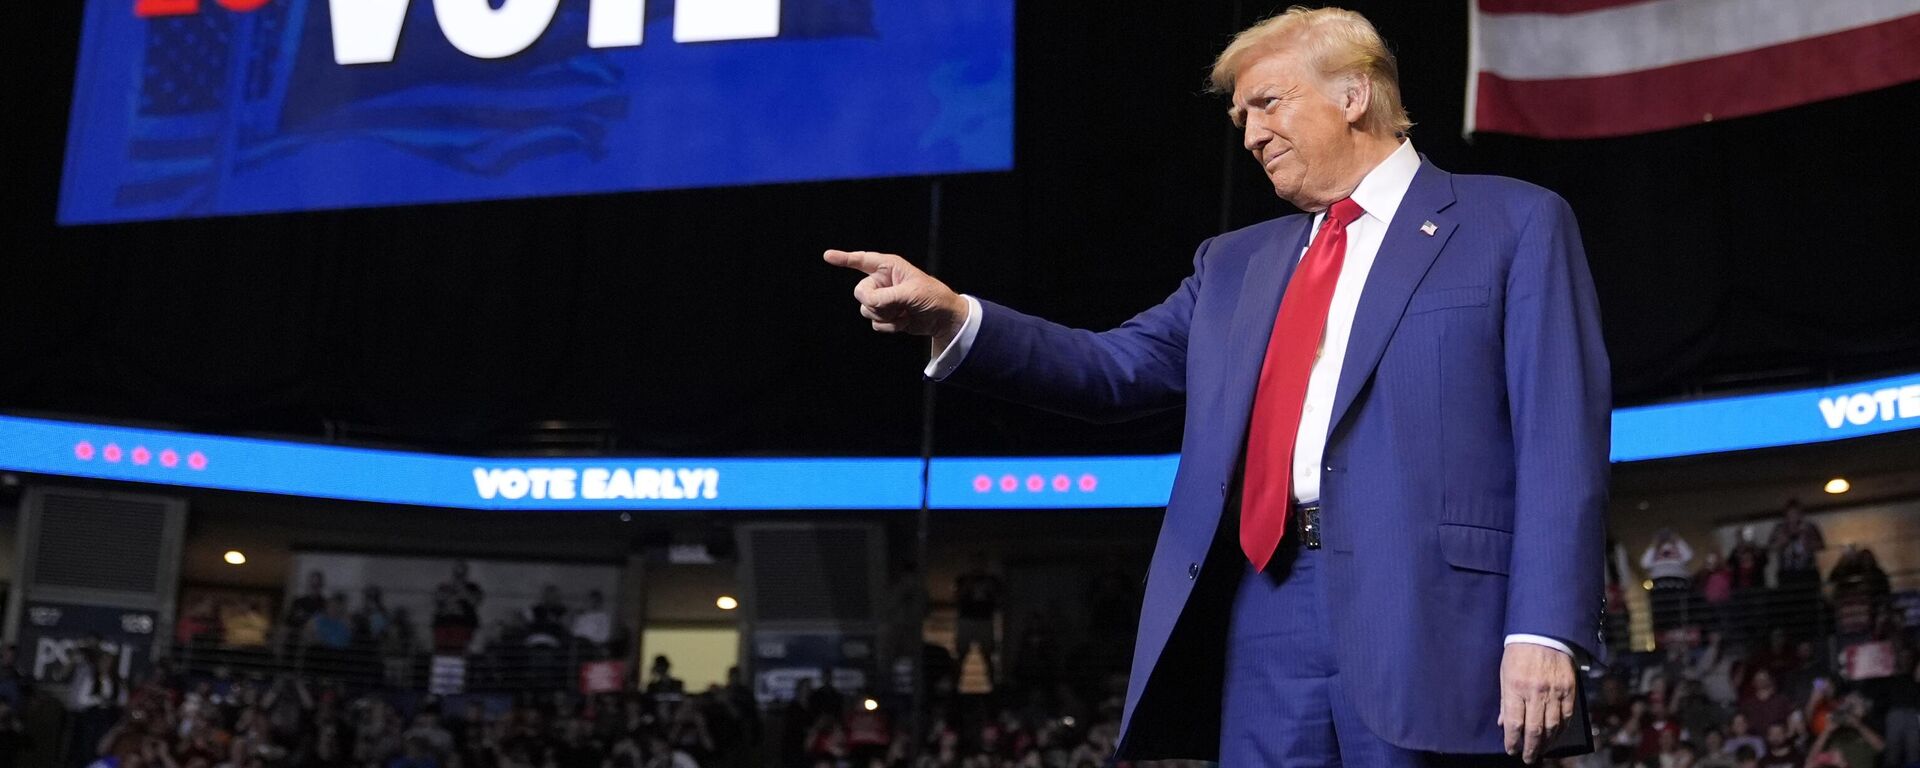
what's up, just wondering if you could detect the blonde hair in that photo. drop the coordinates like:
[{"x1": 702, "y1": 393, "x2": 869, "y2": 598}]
[{"x1": 1209, "y1": 6, "x2": 1412, "y2": 136}]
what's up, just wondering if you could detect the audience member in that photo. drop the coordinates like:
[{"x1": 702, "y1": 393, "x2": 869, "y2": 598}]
[
  {"x1": 644, "y1": 732, "x2": 698, "y2": 768},
  {"x1": 0, "y1": 699, "x2": 30, "y2": 768},
  {"x1": 1724, "y1": 712, "x2": 1767, "y2": 760},
  {"x1": 1830, "y1": 548, "x2": 1891, "y2": 636},
  {"x1": 1879, "y1": 654, "x2": 1920, "y2": 767},
  {"x1": 1728, "y1": 528, "x2": 1770, "y2": 591},
  {"x1": 1644, "y1": 529, "x2": 1696, "y2": 632},
  {"x1": 1768, "y1": 500, "x2": 1826, "y2": 588},
  {"x1": 1755, "y1": 722, "x2": 1803, "y2": 768},
  {"x1": 349, "y1": 586, "x2": 385, "y2": 638},
  {"x1": 805, "y1": 669, "x2": 844, "y2": 727},
  {"x1": 1640, "y1": 694, "x2": 1683, "y2": 761},
  {"x1": 305, "y1": 595, "x2": 354, "y2": 652},
  {"x1": 1697, "y1": 552, "x2": 1735, "y2": 626},
  {"x1": 571, "y1": 591, "x2": 613, "y2": 657},
  {"x1": 1805, "y1": 691, "x2": 1883, "y2": 768},
  {"x1": 1744, "y1": 629, "x2": 1800, "y2": 693},
  {"x1": 432, "y1": 562, "x2": 485, "y2": 654},
  {"x1": 222, "y1": 599, "x2": 272, "y2": 649},
  {"x1": 282, "y1": 572, "x2": 329, "y2": 658},
  {"x1": 1741, "y1": 670, "x2": 1796, "y2": 733},
  {"x1": 953, "y1": 553, "x2": 1005, "y2": 686},
  {"x1": 1769, "y1": 500, "x2": 1827, "y2": 633},
  {"x1": 0, "y1": 647, "x2": 28, "y2": 712},
  {"x1": 1694, "y1": 729, "x2": 1735, "y2": 768},
  {"x1": 1690, "y1": 630, "x2": 1741, "y2": 706},
  {"x1": 524, "y1": 586, "x2": 570, "y2": 649},
  {"x1": 1727, "y1": 528, "x2": 1771, "y2": 639},
  {"x1": 380, "y1": 608, "x2": 417, "y2": 689},
  {"x1": 1653, "y1": 730, "x2": 1694, "y2": 768}
]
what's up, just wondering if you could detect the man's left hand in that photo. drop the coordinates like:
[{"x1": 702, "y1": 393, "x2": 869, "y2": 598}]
[{"x1": 1499, "y1": 642, "x2": 1575, "y2": 764}]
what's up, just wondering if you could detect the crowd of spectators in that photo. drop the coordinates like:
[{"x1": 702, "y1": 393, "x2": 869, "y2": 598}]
[
  {"x1": 27, "y1": 651, "x2": 760, "y2": 768},
  {"x1": 13, "y1": 512, "x2": 1915, "y2": 768},
  {"x1": 1636, "y1": 501, "x2": 1865, "y2": 639},
  {"x1": 10, "y1": 641, "x2": 1137, "y2": 768},
  {"x1": 7, "y1": 553, "x2": 1141, "y2": 768},
  {"x1": 1570, "y1": 505, "x2": 1919, "y2": 768},
  {"x1": 1553, "y1": 625, "x2": 1919, "y2": 768},
  {"x1": 175, "y1": 565, "x2": 627, "y2": 692},
  {"x1": 770, "y1": 672, "x2": 1128, "y2": 768}
]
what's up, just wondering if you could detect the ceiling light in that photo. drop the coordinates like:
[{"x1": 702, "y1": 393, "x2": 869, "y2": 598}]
[
  {"x1": 1825, "y1": 478, "x2": 1850, "y2": 494},
  {"x1": 863, "y1": 698, "x2": 879, "y2": 711},
  {"x1": 223, "y1": 550, "x2": 247, "y2": 565},
  {"x1": 716, "y1": 595, "x2": 739, "y2": 610}
]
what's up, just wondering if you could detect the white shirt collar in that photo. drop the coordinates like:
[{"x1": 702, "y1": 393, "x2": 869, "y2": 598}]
[{"x1": 1344, "y1": 138, "x2": 1420, "y2": 227}]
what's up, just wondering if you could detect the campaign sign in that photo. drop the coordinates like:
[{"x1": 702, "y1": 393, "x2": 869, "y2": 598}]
[
  {"x1": 750, "y1": 630, "x2": 872, "y2": 706},
  {"x1": 59, "y1": 0, "x2": 1014, "y2": 224},
  {"x1": 578, "y1": 659, "x2": 628, "y2": 694},
  {"x1": 19, "y1": 601, "x2": 160, "y2": 683},
  {"x1": 429, "y1": 654, "x2": 468, "y2": 694}
]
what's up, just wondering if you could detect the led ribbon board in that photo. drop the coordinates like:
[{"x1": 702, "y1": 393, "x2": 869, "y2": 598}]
[
  {"x1": 58, "y1": 0, "x2": 1013, "y2": 223},
  {"x1": 0, "y1": 415, "x2": 1172, "y2": 509},
  {"x1": 1609, "y1": 370, "x2": 1920, "y2": 462},
  {"x1": 4, "y1": 372, "x2": 1916, "y2": 509}
]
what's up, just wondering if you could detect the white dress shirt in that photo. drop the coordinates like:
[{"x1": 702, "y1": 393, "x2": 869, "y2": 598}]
[{"x1": 925, "y1": 140, "x2": 1573, "y2": 659}]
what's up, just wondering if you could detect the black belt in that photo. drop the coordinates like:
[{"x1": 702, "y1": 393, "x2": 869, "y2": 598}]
[{"x1": 1294, "y1": 501, "x2": 1322, "y2": 549}]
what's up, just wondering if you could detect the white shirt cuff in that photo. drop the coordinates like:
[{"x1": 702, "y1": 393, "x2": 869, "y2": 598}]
[
  {"x1": 923, "y1": 294, "x2": 983, "y2": 380},
  {"x1": 1505, "y1": 634, "x2": 1574, "y2": 658}
]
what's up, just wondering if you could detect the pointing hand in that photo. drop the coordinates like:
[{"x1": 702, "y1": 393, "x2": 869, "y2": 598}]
[{"x1": 823, "y1": 249, "x2": 970, "y2": 350}]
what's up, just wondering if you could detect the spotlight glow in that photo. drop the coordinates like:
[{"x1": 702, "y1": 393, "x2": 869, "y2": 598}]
[
  {"x1": 863, "y1": 699, "x2": 878, "y2": 712},
  {"x1": 716, "y1": 595, "x2": 739, "y2": 611},
  {"x1": 223, "y1": 550, "x2": 247, "y2": 565},
  {"x1": 1825, "y1": 478, "x2": 1850, "y2": 494}
]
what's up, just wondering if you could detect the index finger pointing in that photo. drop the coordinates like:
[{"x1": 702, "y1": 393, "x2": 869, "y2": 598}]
[{"x1": 823, "y1": 249, "x2": 888, "y2": 275}]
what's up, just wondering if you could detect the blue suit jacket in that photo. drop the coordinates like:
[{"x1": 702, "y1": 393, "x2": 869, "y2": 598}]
[{"x1": 941, "y1": 161, "x2": 1611, "y2": 757}]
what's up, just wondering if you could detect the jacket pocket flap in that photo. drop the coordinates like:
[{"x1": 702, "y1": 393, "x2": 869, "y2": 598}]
[
  {"x1": 1408, "y1": 285, "x2": 1489, "y2": 314},
  {"x1": 1438, "y1": 524, "x2": 1513, "y2": 575}
]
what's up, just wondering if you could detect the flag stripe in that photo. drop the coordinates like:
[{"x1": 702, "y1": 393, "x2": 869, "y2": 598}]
[
  {"x1": 1477, "y1": 0, "x2": 1646, "y2": 15},
  {"x1": 1472, "y1": 12, "x2": 1920, "y2": 138},
  {"x1": 1477, "y1": 0, "x2": 1920, "y2": 80}
]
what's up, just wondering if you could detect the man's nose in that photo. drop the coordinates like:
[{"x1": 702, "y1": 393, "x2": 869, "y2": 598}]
[{"x1": 1243, "y1": 121, "x2": 1270, "y2": 153}]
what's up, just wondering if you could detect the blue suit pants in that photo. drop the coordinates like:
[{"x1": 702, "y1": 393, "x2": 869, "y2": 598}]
[{"x1": 1221, "y1": 538, "x2": 1522, "y2": 767}]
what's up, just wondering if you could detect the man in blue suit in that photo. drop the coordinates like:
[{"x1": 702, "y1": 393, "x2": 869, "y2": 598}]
[{"x1": 827, "y1": 7, "x2": 1608, "y2": 765}]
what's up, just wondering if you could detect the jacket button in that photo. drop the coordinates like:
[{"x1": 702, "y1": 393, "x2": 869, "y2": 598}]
[
  {"x1": 1323, "y1": 464, "x2": 1336, "y2": 473},
  {"x1": 1219, "y1": 482, "x2": 1228, "y2": 496},
  {"x1": 1187, "y1": 563, "x2": 1199, "y2": 579}
]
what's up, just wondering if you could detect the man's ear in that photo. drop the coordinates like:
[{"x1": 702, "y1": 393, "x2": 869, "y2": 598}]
[{"x1": 1343, "y1": 74, "x2": 1372, "y2": 126}]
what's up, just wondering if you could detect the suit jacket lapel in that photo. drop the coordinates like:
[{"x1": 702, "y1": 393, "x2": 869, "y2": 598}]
[
  {"x1": 1325, "y1": 161, "x2": 1458, "y2": 438},
  {"x1": 1216, "y1": 215, "x2": 1315, "y2": 455}
]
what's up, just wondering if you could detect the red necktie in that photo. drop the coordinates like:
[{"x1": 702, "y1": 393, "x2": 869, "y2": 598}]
[{"x1": 1241, "y1": 198, "x2": 1365, "y2": 571}]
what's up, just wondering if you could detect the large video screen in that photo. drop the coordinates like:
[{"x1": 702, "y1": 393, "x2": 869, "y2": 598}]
[{"x1": 58, "y1": 0, "x2": 1013, "y2": 224}]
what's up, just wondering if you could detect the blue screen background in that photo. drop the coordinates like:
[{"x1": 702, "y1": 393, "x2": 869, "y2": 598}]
[{"x1": 58, "y1": 0, "x2": 1014, "y2": 223}]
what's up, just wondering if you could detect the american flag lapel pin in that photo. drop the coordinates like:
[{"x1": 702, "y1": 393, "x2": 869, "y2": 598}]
[{"x1": 1420, "y1": 220, "x2": 1437, "y2": 236}]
